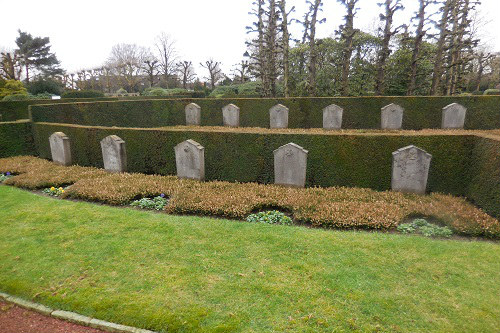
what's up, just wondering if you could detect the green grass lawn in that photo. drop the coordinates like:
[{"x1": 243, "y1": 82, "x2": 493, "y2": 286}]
[{"x1": 0, "y1": 185, "x2": 499, "y2": 333}]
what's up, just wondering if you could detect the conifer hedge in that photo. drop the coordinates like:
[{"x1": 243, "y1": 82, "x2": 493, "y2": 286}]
[
  {"x1": 31, "y1": 123, "x2": 473, "y2": 193},
  {"x1": 468, "y1": 137, "x2": 500, "y2": 218},
  {"x1": 0, "y1": 98, "x2": 118, "y2": 121},
  {"x1": 0, "y1": 121, "x2": 35, "y2": 157},
  {"x1": 29, "y1": 96, "x2": 500, "y2": 129}
]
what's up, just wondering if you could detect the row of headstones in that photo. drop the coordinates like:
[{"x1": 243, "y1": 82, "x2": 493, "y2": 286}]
[
  {"x1": 49, "y1": 132, "x2": 432, "y2": 194},
  {"x1": 186, "y1": 102, "x2": 468, "y2": 129}
]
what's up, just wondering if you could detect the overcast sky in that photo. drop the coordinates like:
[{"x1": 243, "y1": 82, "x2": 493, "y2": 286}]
[{"x1": 1, "y1": 0, "x2": 499, "y2": 76}]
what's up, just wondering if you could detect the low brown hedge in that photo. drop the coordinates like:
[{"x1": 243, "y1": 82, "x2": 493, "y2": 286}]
[{"x1": 1, "y1": 156, "x2": 498, "y2": 238}]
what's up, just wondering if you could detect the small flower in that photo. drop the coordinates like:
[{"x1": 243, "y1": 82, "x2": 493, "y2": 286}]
[
  {"x1": 6, "y1": 172, "x2": 11, "y2": 176},
  {"x1": 61, "y1": 190, "x2": 65, "y2": 193},
  {"x1": 50, "y1": 187, "x2": 55, "y2": 191},
  {"x1": 59, "y1": 187, "x2": 63, "y2": 191},
  {"x1": 160, "y1": 193, "x2": 165, "y2": 198}
]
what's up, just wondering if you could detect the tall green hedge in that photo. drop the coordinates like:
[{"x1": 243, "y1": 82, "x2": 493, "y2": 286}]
[
  {"x1": 0, "y1": 121, "x2": 35, "y2": 157},
  {"x1": 467, "y1": 137, "x2": 500, "y2": 218},
  {"x1": 0, "y1": 98, "x2": 118, "y2": 121},
  {"x1": 30, "y1": 96, "x2": 500, "y2": 129},
  {"x1": 0, "y1": 94, "x2": 209, "y2": 122},
  {"x1": 32, "y1": 123, "x2": 474, "y2": 196}
]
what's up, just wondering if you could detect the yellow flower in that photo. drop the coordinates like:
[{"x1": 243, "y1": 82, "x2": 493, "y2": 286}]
[
  {"x1": 50, "y1": 187, "x2": 55, "y2": 191},
  {"x1": 61, "y1": 190, "x2": 65, "y2": 193},
  {"x1": 59, "y1": 187, "x2": 63, "y2": 191}
]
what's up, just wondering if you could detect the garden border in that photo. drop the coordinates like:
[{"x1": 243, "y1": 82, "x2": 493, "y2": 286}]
[{"x1": 0, "y1": 291, "x2": 156, "y2": 333}]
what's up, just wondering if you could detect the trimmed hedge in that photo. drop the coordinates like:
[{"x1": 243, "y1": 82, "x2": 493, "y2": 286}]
[
  {"x1": 0, "y1": 98, "x2": 118, "y2": 121},
  {"x1": 32, "y1": 123, "x2": 475, "y2": 197},
  {"x1": 0, "y1": 121, "x2": 35, "y2": 157},
  {"x1": 468, "y1": 137, "x2": 500, "y2": 218},
  {"x1": 30, "y1": 96, "x2": 500, "y2": 129}
]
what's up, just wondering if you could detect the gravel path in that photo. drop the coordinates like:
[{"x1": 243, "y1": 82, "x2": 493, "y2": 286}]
[{"x1": 0, "y1": 301, "x2": 106, "y2": 333}]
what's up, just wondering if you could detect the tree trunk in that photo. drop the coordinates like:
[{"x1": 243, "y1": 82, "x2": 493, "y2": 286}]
[
  {"x1": 407, "y1": 0, "x2": 428, "y2": 96},
  {"x1": 279, "y1": 0, "x2": 290, "y2": 97},
  {"x1": 375, "y1": 0, "x2": 401, "y2": 96},
  {"x1": 340, "y1": 0, "x2": 358, "y2": 96},
  {"x1": 263, "y1": 0, "x2": 279, "y2": 97},
  {"x1": 307, "y1": 0, "x2": 322, "y2": 96},
  {"x1": 445, "y1": 1, "x2": 460, "y2": 95},
  {"x1": 430, "y1": 0, "x2": 453, "y2": 95}
]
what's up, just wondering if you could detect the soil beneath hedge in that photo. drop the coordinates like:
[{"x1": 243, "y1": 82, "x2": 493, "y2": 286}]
[{"x1": 0, "y1": 301, "x2": 106, "y2": 333}]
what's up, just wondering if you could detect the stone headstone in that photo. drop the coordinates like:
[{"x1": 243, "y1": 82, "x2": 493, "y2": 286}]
[
  {"x1": 185, "y1": 103, "x2": 201, "y2": 126},
  {"x1": 222, "y1": 104, "x2": 240, "y2": 127},
  {"x1": 100, "y1": 135, "x2": 127, "y2": 173},
  {"x1": 442, "y1": 103, "x2": 466, "y2": 129},
  {"x1": 381, "y1": 103, "x2": 404, "y2": 130},
  {"x1": 392, "y1": 145, "x2": 432, "y2": 195},
  {"x1": 49, "y1": 132, "x2": 72, "y2": 166},
  {"x1": 273, "y1": 143, "x2": 308, "y2": 188},
  {"x1": 323, "y1": 104, "x2": 343, "y2": 130},
  {"x1": 174, "y1": 139, "x2": 205, "y2": 181},
  {"x1": 269, "y1": 104, "x2": 289, "y2": 129}
]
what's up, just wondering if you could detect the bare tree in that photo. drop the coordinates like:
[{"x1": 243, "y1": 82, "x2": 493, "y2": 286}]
[
  {"x1": 155, "y1": 32, "x2": 178, "y2": 88},
  {"x1": 107, "y1": 43, "x2": 148, "y2": 92},
  {"x1": 200, "y1": 59, "x2": 223, "y2": 89},
  {"x1": 430, "y1": 0, "x2": 453, "y2": 95},
  {"x1": 142, "y1": 50, "x2": 159, "y2": 87},
  {"x1": 231, "y1": 60, "x2": 250, "y2": 83},
  {"x1": 375, "y1": 0, "x2": 404, "y2": 95},
  {"x1": 0, "y1": 50, "x2": 22, "y2": 80},
  {"x1": 446, "y1": 0, "x2": 479, "y2": 95},
  {"x1": 306, "y1": 0, "x2": 325, "y2": 96},
  {"x1": 278, "y1": 0, "x2": 294, "y2": 97},
  {"x1": 263, "y1": 0, "x2": 280, "y2": 97},
  {"x1": 246, "y1": 0, "x2": 281, "y2": 97},
  {"x1": 246, "y1": 0, "x2": 267, "y2": 94},
  {"x1": 338, "y1": 0, "x2": 360, "y2": 96},
  {"x1": 474, "y1": 51, "x2": 495, "y2": 91},
  {"x1": 407, "y1": 0, "x2": 433, "y2": 96},
  {"x1": 177, "y1": 61, "x2": 196, "y2": 89}
]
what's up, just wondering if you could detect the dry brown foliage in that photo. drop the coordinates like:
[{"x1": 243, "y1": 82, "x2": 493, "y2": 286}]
[{"x1": 1, "y1": 156, "x2": 499, "y2": 238}]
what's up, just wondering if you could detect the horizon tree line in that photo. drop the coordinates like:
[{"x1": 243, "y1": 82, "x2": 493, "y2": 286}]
[{"x1": 1, "y1": 0, "x2": 499, "y2": 97}]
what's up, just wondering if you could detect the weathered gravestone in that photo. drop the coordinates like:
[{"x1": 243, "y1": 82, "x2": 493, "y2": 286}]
[
  {"x1": 49, "y1": 132, "x2": 72, "y2": 166},
  {"x1": 391, "y1": 145, "x2": 432, "y2": 195},
  {"x1": 222, "y1": 104, "x2": 240, "y2": 127},
  {"x1": 381, "y1": 103, "x2": 404, "y2": 130},
  {"x1": 442, "y1": 103, "x2": 466, "y2": 129},
  {"x1": 269, "y1": 104, "x2": 289, "y2": 128},
  {"x1": 174, "y1": 139, "x2": 205, "y2": 181},
  {"x1": 323, "y1": 104, "x2": 343, "y2": 130},
  {"x1": 185, "y1": 103, "x2": 201, "y2": 126},
  {"x1": 273, "y1": 143, "x2": 308, "y2": 188},
  {"x1": 100, "y1": 135, "x2": 127, "y2": 172}
]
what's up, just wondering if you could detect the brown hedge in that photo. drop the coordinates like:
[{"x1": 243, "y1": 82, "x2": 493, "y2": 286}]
[{"x1": 1, "y1": 156, "x2": 498, "y2": 238}]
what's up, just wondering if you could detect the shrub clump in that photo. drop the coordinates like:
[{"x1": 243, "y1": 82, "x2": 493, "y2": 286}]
[
  {"x1": 62, "y1": 90, "x2": 105, "y2": 99},
  {"x1": 246, "y1": 210, "x2": 293, "y2": 225},
  {"x1": 397, "y1": 218, "x2": 453, "y2": 238},
  {"x1": 483, "y1": 89, "x2": 500, "y2": 96},
  {"x1": 130, "y1": 194, "x2": 168, "y2": 210}
]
